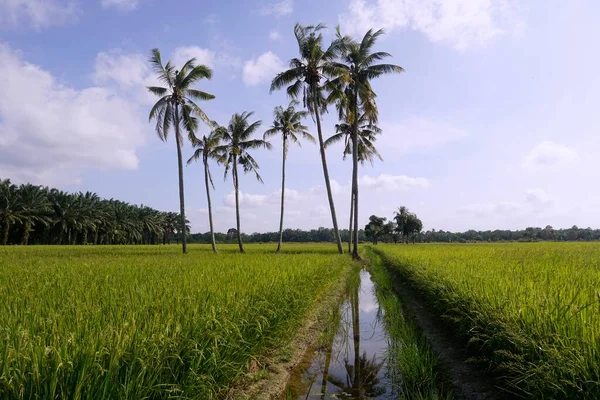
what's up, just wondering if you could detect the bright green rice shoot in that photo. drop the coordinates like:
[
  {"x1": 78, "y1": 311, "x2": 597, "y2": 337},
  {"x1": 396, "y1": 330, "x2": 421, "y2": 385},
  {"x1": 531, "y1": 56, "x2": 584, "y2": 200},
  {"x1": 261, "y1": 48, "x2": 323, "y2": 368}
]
[
  {"x1": 373, "y1": 243, "x2": 600, "y2": 399},
  {"x1": 0, "y1": 244, "x2": 348, "y2": 399}
]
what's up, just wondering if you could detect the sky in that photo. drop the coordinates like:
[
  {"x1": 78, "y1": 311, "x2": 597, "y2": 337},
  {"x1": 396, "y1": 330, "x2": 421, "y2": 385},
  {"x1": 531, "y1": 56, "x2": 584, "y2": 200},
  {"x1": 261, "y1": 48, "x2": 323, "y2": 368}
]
[{"x1": 1, "y1": 0, "x2": 599, "y2": 234}]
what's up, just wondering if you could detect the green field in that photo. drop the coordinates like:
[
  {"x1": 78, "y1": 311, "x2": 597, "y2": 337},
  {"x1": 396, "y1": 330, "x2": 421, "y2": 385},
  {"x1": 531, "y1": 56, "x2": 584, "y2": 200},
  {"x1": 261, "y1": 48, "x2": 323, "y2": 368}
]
[
  {"x1": 0, "y1": 244, "x2": 347, "y2": 399},
  {"x1": 372, "y1": 243, "x2": 600, "y2": 399}
]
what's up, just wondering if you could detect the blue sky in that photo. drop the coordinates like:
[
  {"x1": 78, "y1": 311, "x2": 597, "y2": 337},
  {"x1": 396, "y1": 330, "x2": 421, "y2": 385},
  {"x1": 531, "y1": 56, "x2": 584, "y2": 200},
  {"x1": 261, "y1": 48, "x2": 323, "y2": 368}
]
[{"x1": 1, "y1": 0, "x2": 599, "y2": 233}]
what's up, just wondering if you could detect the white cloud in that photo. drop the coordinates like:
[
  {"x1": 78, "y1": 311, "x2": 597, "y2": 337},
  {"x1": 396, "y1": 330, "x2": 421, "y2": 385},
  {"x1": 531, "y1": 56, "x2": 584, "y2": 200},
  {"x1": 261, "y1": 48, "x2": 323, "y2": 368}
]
[
  {"x1": 339, "y1": 0, "x2": 523, "y2": 50},
  {"x1": 243, "y1": 51, "x2": 285, "y2": 86},
  {"x1": 379, "y1": 117, "x2": 467, "y2": 151},
  {"x1": 93, "y1": 51, "x2": 150, "y2": 88},
  {"x1": 524, "y1": 188, "x2": 552, "y2": 206},
  {"x1": 458, "y1": 189, "x2": 553, "y2": 218},
  {"x1": 0, "y1": 0, "x2": 78, "y2": 29},
  {"x1": 172, "y1": 46, "x2": 216, "y2": 69},
  {"x1": 269, "y1": 30, "x2": 282, "y2": 41},
  {"x1": 101, "y1": 0, "x2": 144, "y2": 12},
  {"x1": 360, "y1": 174, "x2": 431, "y2": 191},
  {"x1": 457, "y1": 201, "x2": 521, "y2": 217},
  {"x1": 0, "y1": 43, "x2": 146, "y2": 186},
  {"x1": 259, "y1": 0, "x2": 293, "y2": 17},
  {"x1": 522, "y1": 141, "x2": 579, "y2": 171}
]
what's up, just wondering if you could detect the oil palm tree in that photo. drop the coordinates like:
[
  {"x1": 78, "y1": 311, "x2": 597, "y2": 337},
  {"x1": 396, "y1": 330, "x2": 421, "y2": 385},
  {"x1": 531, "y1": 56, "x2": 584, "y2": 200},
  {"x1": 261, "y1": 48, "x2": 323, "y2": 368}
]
[
  {"x1": 331, "y1": 28, "x2": 403, "y2": 259},
  {"x1": 0, "y1": 180, "x2": 21, "y2": 245},
  {"x1": 325, "y1": 115, "x2": 383, "y2": 253},
  {"x1": 188, "y1": 127, "x2": 225, "y2": 253},
  {"x1": 216, "y1": 112, "x2": 271, "y2": 253},
  {"x1": 147, "y1": 48, "x2": 215, "y2": 254},
  {"x1": 264, "y1": 101, "x2": 315, "y2": 252},
  {"x1": 270, "y1": 23, "x2": 345, "y2": 254},
  {"x1": 17, "y1": 184, "x2": 52, "y2": 245}
]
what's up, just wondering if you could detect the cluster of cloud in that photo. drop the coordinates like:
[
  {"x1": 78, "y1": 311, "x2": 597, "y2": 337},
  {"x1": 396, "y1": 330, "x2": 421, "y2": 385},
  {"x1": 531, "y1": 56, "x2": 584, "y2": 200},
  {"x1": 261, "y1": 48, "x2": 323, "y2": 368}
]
[
  {"x1": 189, "y1": 173, "x2": 431, "y2": 231},
  {"x1": 100, "y1": 0, "x2": 144, "y2": 12},
  {"x1": 522, "y1": 140, "x2": 579, "y2": 172},
  {"x1": 339, "y1": 0, "x2": 523, "y2": 50},
  {"x1": 243, "y1": 51, "x2": 286, "y2": 86},
  {"x1": 259, "y1": 0, "x2": 293, "y2": 17},
  {"x1": 458, "y1": 188, "x2": 554, "y2": 218},
  {"x1": 0, "y1": 43, "x2": 145, "y2": 185},
  {"x1": 0, "y1": 0, "x2": 79, "y2": 29}
]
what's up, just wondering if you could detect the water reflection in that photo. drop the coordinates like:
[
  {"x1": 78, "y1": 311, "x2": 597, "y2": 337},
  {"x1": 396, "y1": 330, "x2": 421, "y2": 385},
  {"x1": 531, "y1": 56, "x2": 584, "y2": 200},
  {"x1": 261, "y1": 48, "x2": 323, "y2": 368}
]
[{"x1": 283, "y1": 270, "x2": 394, "y2": 399}]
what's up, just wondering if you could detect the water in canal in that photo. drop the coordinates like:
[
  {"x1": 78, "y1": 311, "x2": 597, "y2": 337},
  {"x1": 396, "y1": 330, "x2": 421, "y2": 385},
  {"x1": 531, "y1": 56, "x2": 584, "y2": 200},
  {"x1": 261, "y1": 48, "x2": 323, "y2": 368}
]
[{"x1": 283, "y1": 269, "x2": 401, "y2": 399}]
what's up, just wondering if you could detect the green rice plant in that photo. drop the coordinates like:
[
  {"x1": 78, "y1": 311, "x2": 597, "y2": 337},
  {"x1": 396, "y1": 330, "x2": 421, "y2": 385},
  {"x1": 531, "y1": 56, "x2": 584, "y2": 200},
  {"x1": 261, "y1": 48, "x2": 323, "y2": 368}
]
[
  {"x1": 372, "y1": 243, "x2": 600, "y2": 399},
  {"x1": 366, "y1": 248, "x2": 452, "y2": 400},
  {"x1": 0, "y1": 244, "x2": 347, "y2": 399}
]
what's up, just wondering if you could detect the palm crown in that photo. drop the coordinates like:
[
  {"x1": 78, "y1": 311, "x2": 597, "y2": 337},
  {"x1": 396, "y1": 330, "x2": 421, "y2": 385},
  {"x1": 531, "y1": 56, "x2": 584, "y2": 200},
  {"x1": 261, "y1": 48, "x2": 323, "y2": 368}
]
[
  {"x1": 270, "y1": 24, "x2": 343, "y2": 114},
  {"x1": 147, "y1": 48, "x2": 215, "y2": 140},
  {"x1": 325, "y1": 114, "x2": 382, "y2": 165},
  {"x1": 187, "y1": 127, "x2": 225, "y2": 189},
  {"x1": 216, "y1": 112, "x2": 271, "y2": 183},
  {"x1": 264, "y1": 100, "x2": 315, "y2": 153}
]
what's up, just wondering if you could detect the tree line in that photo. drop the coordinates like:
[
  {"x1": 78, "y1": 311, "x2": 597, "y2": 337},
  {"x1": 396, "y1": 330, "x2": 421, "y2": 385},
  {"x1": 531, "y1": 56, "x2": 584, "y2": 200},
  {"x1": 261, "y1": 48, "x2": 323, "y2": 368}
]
[
  {"x1": 0, "y1": 179, "x2": 187, "y2": 245},
  {"x1": 148, "y1": 23, "x2": 402, "y2": 256}
]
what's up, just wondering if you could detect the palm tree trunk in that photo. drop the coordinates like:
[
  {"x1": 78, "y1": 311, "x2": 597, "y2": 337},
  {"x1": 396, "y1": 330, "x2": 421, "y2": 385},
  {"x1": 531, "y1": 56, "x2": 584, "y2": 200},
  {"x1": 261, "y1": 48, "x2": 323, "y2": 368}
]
[
  {"x1": 2, "y1": 220, "x2": 10, "y2": 245},
  {"x1": 348, "y1": 193, "x2": 353, "y2": 254},
  {"x1": 233, "y1": 156, "x2": 245, "y2": 253},
  {"x1": 21, "y1": 221, "x2": 31, "y2": 245},
  {"x1": 314, "y1": 93, "x2": 343, "y2": 254},
  {"x1": 277, "y1": 136, "x2": 287, "y2": 253},
  {"x1": 351, "y1": 91, "x2": 360, "y2": 260},
  {"x1": 174, "y1": 104, "x2": 188, "y2": 254},
  {"x1": 204, "y1": 158, "x2": 217, "y2": 253}
]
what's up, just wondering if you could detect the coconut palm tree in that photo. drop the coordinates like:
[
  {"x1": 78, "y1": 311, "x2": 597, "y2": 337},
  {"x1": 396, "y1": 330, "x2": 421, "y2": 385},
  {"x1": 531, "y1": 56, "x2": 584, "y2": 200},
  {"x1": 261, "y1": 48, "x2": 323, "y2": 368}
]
[
  {"x1": 147, "y1": 48, "x2": 215, "y2": 254},
  {"x1": 188, "y1": 127, "x2": 225, "y2": 253},
  {"x1": 270, "y1": 23, "x2": 345, "y2": 254},
  {"x1": 264, "y1": 101, "x2": 315, "y2": 252},
  {"x1": 216, "y1": 112, "x2": 271, "y2": 253},
  {"x1": 331, "y1": 28, "x2": 403, "y2": 259},
  {"x1": 325, "y1": 116, "x2": 383, "y2": 253}
]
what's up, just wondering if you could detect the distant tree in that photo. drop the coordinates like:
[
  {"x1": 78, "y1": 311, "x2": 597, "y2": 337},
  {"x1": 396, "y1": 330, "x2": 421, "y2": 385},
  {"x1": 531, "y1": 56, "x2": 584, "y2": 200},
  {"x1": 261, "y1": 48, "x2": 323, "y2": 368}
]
[
  {"x1": 264, "y1": 101, "x2": 314, "y2": 252},
  {"x1": 364, "y1": 215, "x2": 390, "y2": 245},
  {"x1": 216, "y1": 112, "x2": 271, "y2": 253},
  {"x1": 147, "y1": 48, "x2": 215, "y2": 254},
  {"x1": 393, "y1": 206, "x2": 422, "y2": 243}
]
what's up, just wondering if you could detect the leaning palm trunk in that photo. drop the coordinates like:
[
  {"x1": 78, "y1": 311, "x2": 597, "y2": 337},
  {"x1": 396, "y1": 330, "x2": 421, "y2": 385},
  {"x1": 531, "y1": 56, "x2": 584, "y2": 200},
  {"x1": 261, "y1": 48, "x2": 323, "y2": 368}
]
[
  {"x1": 276, "y1": 136, "x2": 287, "y2": 253},
  {"x1": 174, "y1": 104, "x2": 188, "y2": 254},
  {"x1": 314, "y1": 93, "x2": 343, "y2": 254},
  {"x1": 204, "y1": 158, "x2": 217, "y2": 253},
  {"x1": 233, "y1": 156, "x2": 245, "y2": 253}
]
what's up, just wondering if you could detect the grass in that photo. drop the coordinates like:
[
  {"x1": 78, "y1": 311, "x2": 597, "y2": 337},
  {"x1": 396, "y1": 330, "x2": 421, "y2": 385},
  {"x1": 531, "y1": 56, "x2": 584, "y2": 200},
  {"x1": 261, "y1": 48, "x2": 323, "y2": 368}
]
[
  {"x1": 371, "y1": 242, "x2": 600, "y2": 399},
  {"x1": 0, "y1": 244, "x2": 348, "y2": 399}
]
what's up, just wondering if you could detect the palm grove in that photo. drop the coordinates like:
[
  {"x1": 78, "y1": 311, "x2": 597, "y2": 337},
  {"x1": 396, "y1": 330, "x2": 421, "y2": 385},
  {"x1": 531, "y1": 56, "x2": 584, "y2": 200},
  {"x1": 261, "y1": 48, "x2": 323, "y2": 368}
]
[{"x1": 0, "y1": 24, "x2": 403, "y2": 257}]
